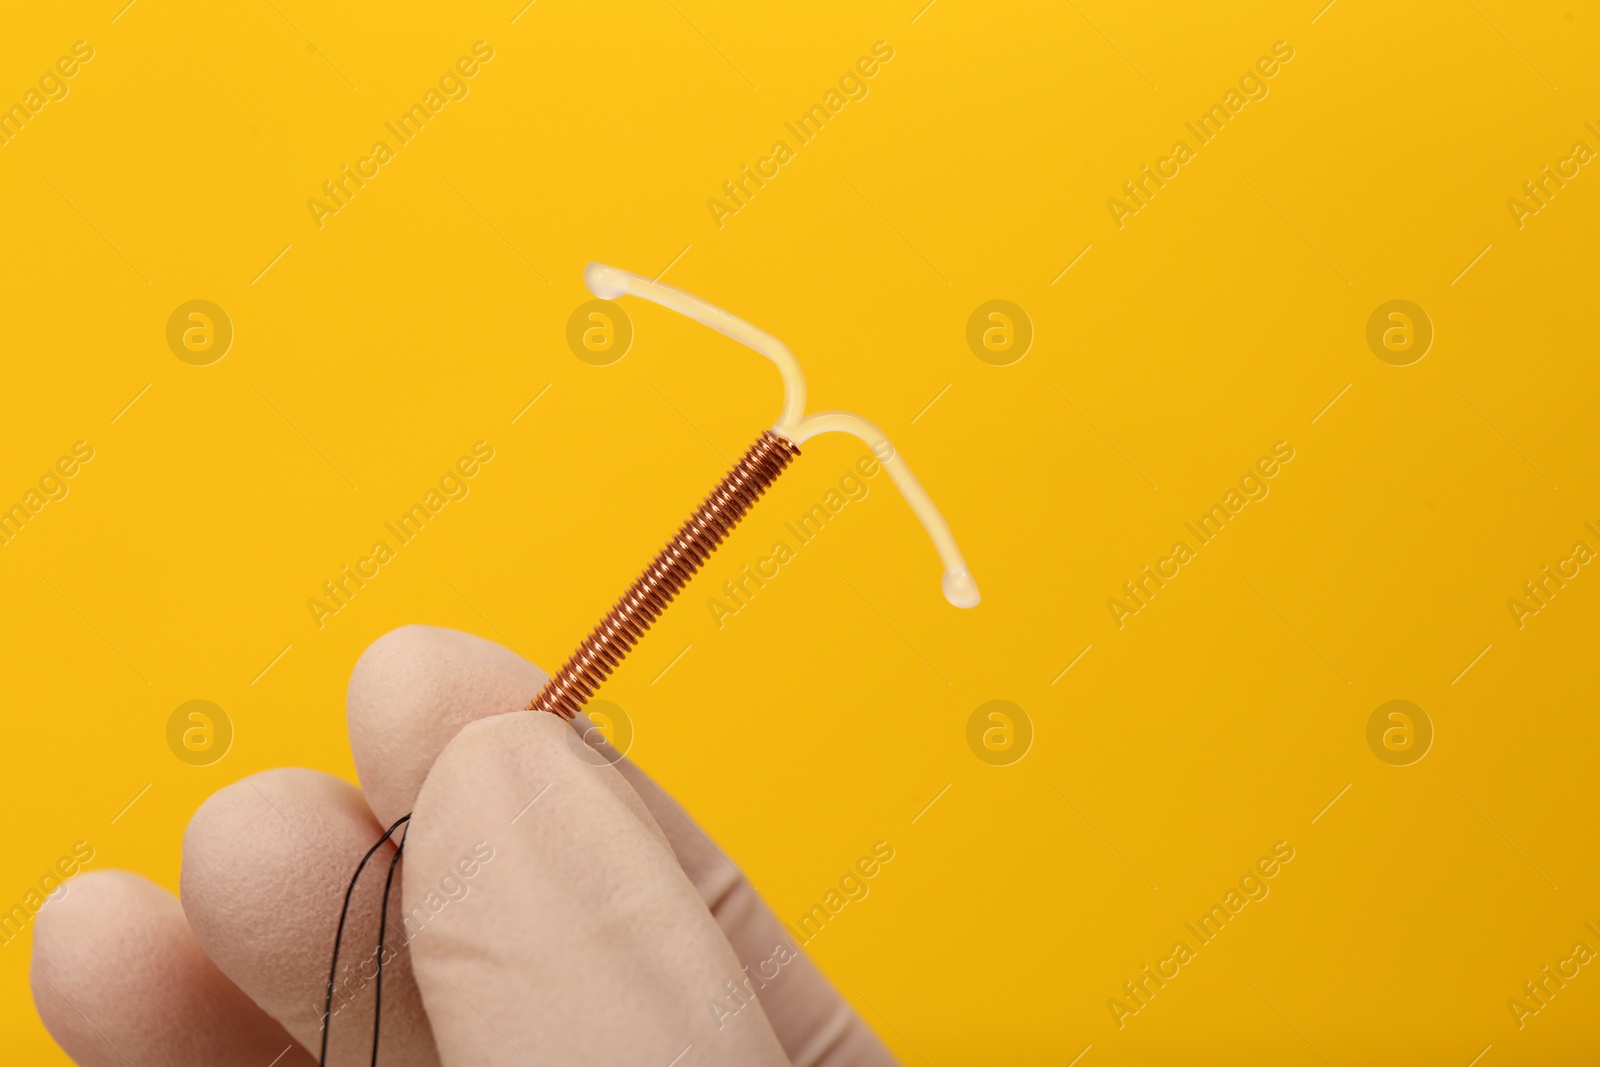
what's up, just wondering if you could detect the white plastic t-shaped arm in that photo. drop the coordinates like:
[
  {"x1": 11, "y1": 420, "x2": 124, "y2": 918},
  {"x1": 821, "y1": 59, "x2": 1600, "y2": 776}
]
[{"x1": 584, "y1": 262, "x2": 980, "y2": 609}]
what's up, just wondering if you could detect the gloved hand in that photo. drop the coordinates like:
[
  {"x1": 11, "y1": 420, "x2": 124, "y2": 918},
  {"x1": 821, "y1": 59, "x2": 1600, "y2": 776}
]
[{"x1": 31, "y1": 625, "x2": 898, "y2": 1066}]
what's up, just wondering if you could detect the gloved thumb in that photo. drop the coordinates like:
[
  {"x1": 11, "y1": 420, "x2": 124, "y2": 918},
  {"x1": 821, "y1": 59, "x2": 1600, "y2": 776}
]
[{"x1": 402, "y1": 709, "x2": 793, "y2": 1065}]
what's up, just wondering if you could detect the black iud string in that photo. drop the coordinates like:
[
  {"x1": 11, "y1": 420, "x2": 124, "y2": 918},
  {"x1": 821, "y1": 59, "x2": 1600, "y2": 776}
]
[
  {"x1": 320, "y1": 813, "x2": 409, "y2": 1067},
  {"x1": 316, "y1": 262, "x2": 981, "y2": 1063},
  {"x1": 372, "y1": 823, "x2": 409, "y2": 1063}
]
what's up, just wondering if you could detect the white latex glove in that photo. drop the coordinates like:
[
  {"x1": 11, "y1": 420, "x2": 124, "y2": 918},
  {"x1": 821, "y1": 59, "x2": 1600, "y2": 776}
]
[{"x1": 31, "y1": 625, "x2": 899, "y2": 1067}]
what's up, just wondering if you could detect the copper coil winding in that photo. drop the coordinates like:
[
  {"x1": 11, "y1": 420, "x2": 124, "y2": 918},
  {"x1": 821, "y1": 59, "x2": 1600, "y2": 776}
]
[{"x1": 528, "y1": 429, "x2": 801, "y2": 720}]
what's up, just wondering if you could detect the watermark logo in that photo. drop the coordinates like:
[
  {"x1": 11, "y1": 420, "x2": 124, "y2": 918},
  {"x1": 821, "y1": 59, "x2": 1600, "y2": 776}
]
[
  {"x1": 967, "y1": 700, "x2": 1032, "y2": 766},
  {"x1": 566, "y1": 300, "x2": 632, "y2": 366},
  {"x1": 705, "y1": 41, "x2": 896, "y2": 230},
  {"x1": 781, "y1": 841, "x2": 895, "y2": 947},
  {"x1": 307, "y1": 442, "x2": 495, "y2": 630},
  {"x1": 166, "y1": 300, "x2": 233, "y2": 366},
  {"x1": 708, "y1": 451, "x2": 885, "y2": 630},
  {"x1": 0, "y1": 441, "x2": 95, "y2": 549},
  {"x1": 320, "y1": 840, "x2": 496, "y2": 1024},
  {"x1": 707, "y1": 941, "x2": 799, "y2": 1031},
  {"x1": 966, "y1": 300, "x2": 1032, "y2": 366},
  {"x1": 1508, "y1": 923, "x2": 1599, "y2": 1030},
  {"x1": 1105, "y1": 41, "x2": 1295, "y2": 230},
  {"x1": 307, "y1": 42, "x2": 496, "y2": 230},
  {"x1": 0, "y1": 841, "x2": 94, "y2": 949},
  {"x1": 1366, "y1": 700, "x2": 1431, "y2": 766},
  {"x1": 1109, "y1": 840, "x2": 1295, "y2": 1029},
  {"x1": 566, "y1": 700, "x2": 635, "y2": 766},
  {"x1": 1, "y1": 40, "x2": 95, "y2": 149},
  {"x1": 1508, "y1": 523, "x2": 1597, "y2": 629},
  {"x1": 1507, "y1": 123, "x2": 1598, "y2": 230},
  {"x1": 1109, "y1": 442, "x2": 1295, "y2": 629},
  {"x1": 166, "y1": 700, "x2": 233, "y2": 766},
  {"x1": 1365, "y1": 299, "x2": 1431, "y2": 366}
]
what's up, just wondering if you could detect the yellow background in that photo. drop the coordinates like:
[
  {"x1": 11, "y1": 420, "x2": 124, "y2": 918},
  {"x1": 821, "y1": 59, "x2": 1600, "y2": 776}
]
[{"x1": 2, "y1": 0, "x2": 1597, "y2": 1062}]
